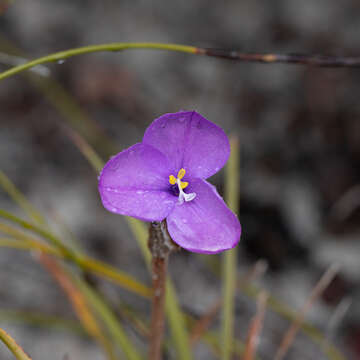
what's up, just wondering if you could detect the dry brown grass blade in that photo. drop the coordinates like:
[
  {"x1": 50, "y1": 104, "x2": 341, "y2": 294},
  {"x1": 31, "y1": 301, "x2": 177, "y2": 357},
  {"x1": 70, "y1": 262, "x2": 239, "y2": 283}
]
[
  {"x1": 242, "y1": 291, "x2": 268, "y2": 360},
  {"x1": 190, "y1": 299, "x2": 222, "y2": 347},
  {"x1": 38, "y1": 253, "x2": 116, "y2": 360},
  {"x1": 274, "y1": 263, "x2": 340, "y2": 360}
]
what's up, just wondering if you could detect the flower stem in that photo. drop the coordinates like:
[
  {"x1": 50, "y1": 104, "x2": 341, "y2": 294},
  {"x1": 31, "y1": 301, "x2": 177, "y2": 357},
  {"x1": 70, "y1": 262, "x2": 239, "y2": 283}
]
[
  {"x1": 148, "y1": 221, "x2": 176, "y2": 360},
  {"x1": 149, "y1": 255, "x2": 168, "y2": 360}
]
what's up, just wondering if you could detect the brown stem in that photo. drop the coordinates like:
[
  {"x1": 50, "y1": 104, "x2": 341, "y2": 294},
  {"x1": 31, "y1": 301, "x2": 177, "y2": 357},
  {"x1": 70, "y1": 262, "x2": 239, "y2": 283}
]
[
  {"x1": 148, "y1": 220, "x2": 177, "y2": 360},
  {"x1": 242, "y1": 291, "x2": 268, "y2": 360},
  {"x1": 196, "y1": 48, "x2": 360, "y2": 67},
  {"x1": 149, "y1": 255, "x2": 168, "y2": 360}
]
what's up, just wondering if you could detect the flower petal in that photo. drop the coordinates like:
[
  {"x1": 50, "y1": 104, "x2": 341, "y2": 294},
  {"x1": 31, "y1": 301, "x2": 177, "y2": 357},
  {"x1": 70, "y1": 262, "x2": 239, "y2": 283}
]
[
  {"x1": 143, "y1": 111, "x2": 230, "y2": 179},
  {"x1": 166, "y1": 179, "x2": 241, "y2": 254},
  {"x1": 99, "y1": 143, "x2": 176, "y2": 221}
]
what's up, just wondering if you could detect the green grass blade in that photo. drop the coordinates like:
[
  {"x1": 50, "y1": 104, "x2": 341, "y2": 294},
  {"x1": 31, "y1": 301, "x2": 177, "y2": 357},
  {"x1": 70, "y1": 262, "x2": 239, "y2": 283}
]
[
  {"x1": 221, "y1": 136, "x2": 240, "y2": 360},
  {"x1": 77, "y1": 256, "x2": 152, "y2": 298},
  {"x1": 0, "y1": 327, "x2": 32, "y2": 360}
]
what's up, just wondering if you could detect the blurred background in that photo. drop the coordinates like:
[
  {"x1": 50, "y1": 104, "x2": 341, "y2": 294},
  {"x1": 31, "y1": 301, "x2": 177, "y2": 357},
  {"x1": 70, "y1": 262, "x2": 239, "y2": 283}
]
[{"x1": 1, "y1": 0, "x2": 360, "y2": 359}]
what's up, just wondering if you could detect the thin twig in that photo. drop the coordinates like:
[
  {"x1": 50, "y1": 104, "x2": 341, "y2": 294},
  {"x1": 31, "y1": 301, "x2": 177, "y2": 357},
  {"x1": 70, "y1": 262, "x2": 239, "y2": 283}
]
[
  {"x1": 149, "y1": 256, "x2": 168, "y2": 360},
  {"x1": 242, "y1": 291, "x2": 268, "y2": 360},
  {"x1": 274, "y1": 264, "x2": 340, "y2": 360},
  {"x1": 198, "y1": 48, "x2": 360, "y2": 67},
  {"x1": 148, "y1": 220, "x2": 176, "y2": 360}
]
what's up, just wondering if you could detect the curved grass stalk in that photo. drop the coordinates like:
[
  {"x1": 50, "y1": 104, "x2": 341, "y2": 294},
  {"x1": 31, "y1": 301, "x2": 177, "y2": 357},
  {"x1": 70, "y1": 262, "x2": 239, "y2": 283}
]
[
  {"x1": 0, "y1": 327, "x2": 32, "y2": 360},
  {"x1": 0, "y1": 43, "x2": 197, "y2": 81},
  {"x1": 1, "y1": 41, "x2": 360, "y2": 84}
]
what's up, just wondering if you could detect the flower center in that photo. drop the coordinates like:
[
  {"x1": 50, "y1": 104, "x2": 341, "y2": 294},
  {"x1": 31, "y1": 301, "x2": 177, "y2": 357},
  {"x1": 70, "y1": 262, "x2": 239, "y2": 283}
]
[{"x1": 169, "y1": 168, "x2": 196, "y2": 204}]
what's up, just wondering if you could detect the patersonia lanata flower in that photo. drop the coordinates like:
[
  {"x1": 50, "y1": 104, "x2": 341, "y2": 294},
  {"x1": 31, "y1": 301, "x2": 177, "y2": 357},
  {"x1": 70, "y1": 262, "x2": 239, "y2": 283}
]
[{"x1": 98, "y1": 111, "x2": 241, "y2": 254}]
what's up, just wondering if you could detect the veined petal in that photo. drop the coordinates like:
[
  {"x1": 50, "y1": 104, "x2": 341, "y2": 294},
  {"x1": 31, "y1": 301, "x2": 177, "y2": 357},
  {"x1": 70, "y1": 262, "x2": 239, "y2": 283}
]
[
  {"x1": 142, "y1": 111, "x2": 230, "y2": 180},
  {"x1": 99, "y1": 143, "x2": 176, "y2": 221},
  {"x1": 166, "y1": 179, "x2": 241, "y2": 254}
]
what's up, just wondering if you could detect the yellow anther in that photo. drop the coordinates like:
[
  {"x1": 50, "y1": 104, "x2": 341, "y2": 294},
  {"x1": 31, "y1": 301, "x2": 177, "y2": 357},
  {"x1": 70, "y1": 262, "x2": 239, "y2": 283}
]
[
  {"x1": 169, "y1": 175, "x2": 177, "y2": 185},
  {"x1": 177, "y1": 168, "x2": 186, "y2": 180},
  {"x1": 168, "y1": 168, "x2": 195, "y2": 202},
  {"x1": 180, "y1": 181, "x2": 188, "y2": 189}
]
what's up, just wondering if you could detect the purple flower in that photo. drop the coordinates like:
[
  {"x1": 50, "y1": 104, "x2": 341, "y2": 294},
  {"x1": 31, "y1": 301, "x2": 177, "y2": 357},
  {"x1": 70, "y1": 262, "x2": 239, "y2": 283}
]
[{"x1": 98, "y1": 111, "x2": 241, "y2": 254}]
